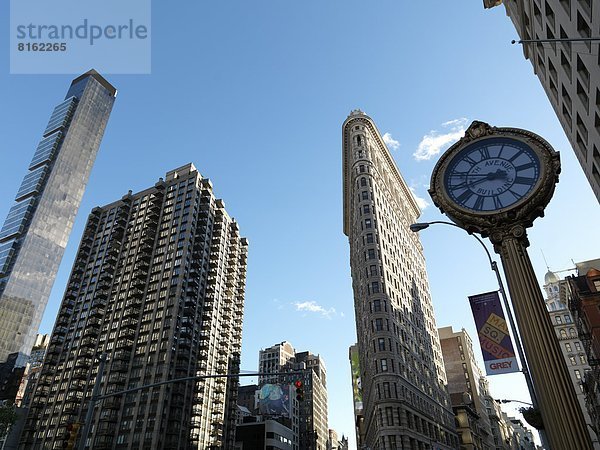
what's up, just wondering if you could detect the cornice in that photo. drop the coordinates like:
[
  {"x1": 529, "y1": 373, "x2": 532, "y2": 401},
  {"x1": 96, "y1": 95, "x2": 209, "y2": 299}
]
[{"x1": 342, "y1": 113, "x2": 421, "y2": 236}]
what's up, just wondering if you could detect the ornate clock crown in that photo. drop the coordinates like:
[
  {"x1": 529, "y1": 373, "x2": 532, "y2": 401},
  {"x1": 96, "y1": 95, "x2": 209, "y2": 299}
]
[{"x1": 428, "y1": 121, "x2": 561, "y2": 238}]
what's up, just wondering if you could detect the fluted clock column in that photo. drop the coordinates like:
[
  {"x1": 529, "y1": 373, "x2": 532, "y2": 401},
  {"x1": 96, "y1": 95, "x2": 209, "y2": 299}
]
[{"x1": 492, "y1": 225, "x2": 591, "y2": 450}]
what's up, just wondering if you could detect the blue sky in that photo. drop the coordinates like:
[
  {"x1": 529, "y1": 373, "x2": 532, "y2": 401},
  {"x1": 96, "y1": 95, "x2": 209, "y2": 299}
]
[{"x1": 2, "y1": 2, "x2": 600, "y2": 447}]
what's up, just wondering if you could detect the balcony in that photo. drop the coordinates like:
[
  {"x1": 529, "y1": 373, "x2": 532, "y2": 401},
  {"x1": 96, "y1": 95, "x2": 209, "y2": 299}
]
[
  {"x1": 111, "y1": 361, "x2": 129, "y2": 372},
  {"x1": 178, "y1": 339, "x2": 192, "y2": 349},
  {"x1": 88, "y1": 307, "x2": 104, "y2": 318},
  {"x1": 46, "y1": 345, "x2": 61, "y2": 356},
  {"x1": 115, "y1": 339, "x2": 134, "y2": 350},
  {"x1": 49, "y1": 334, "x2": 65, "y2": 346},
  {"x1": 118, "y1": 328, "x2": 136, "y2": 339},
  {"x1": 180, "y1": 327, "x2": 193, "y2": 338},
  {"x1": 83, "y1": 328, "x2": 100, "y2": 343},
  {"x1": 96, "y1": 423, "x2": 116, "y2": 436},
  {"x1": 72, "y1": 368, "x2": 88, "y2": 380},
  {"x1": 129, "y1": 288, "x2": 144, "y2": 299},
  {"x1": 120, "y1": 317, "x2": 137, "y2": 329},
  {"x1": 74, "y1": 358, "x2": 92, "y2": 369},
  {"x1": 79, "y1": 336, "x2": 96, "y2": 348},
  {"x1": 94, "y1": 289, "x2": 109, "y2": 301},
  {"x1": 102, "y1": 397, "x2": 122, "y2": 409},
  {"x1": 99, "y1": 409, "x2": 119, "y2": 422},
  {"x1": 78, "y1": 347, "x2": 95, "y2": 358},
  {"x1": 79, "y1": 241, "x2": 92, "y2": 253},
  {"x1": 113, "y1": 350, "x2": 131, "y2": 362},
  {"x1": 62, "y1": 402, "x2": 79, "y2": 414},
  {"x1": 65, "y1": 391, "x2": 82, "y2": 402},
  {"x1": 108, "y1": 373, "x2": 127, "y2": 385},
  {"x1": 123, "y1": 307, "x2": 140, "y2": 318}
]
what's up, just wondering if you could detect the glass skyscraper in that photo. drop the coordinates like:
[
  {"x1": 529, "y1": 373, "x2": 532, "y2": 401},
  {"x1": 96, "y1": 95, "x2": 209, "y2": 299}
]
[{"x1": 0, "y1": 70, "x2": 116, "y2": 365}]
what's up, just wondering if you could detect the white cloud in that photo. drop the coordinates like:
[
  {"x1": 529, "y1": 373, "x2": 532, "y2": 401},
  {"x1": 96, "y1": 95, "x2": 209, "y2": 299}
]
[
  {"x1": 293, "y1": 300, "x2": 336, "y2": 319},
  {"x1": 409, "y1": 186, "x2": 430, "y2": 210},
  {"x1": 413, "y1": 118, "x2": 468, "y2": 161},
  {"x1": 383, "y1": 132, "x2": 400, "y2": 151}
]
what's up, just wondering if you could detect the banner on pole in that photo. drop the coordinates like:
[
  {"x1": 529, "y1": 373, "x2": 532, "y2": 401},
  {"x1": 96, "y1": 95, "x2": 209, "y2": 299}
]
[{"x1": 468, "y1": 291, "x2": 519, "y2": 375}]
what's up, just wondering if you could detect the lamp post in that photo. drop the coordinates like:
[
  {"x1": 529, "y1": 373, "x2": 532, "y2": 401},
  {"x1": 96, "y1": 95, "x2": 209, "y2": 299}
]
[
  {"x1": 497, "y1": 399, "x2": 533, "y2": 407},
  {"x1": 409, "y1": 220, "x2": 538, "y2": 408}
]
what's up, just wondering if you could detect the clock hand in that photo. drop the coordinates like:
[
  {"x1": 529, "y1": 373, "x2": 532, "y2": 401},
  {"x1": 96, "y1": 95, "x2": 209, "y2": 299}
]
[
  {"x1": 468, "y1": 177, "x2": 493, "y2": 187},
  {"x1": 449, "y1": 173, "x2": 494, "y2": 178},
  {"x1": 468, "y1": 170, "x2": 508, "y2": 187}
]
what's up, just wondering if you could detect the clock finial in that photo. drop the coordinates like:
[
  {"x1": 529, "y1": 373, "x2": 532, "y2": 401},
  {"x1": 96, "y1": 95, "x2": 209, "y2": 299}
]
[{"x1": 464, "y1": 120, "x2": 494, "y2": 142}]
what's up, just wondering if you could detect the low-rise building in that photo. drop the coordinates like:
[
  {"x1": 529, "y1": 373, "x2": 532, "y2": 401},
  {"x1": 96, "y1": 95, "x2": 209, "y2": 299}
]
[
  {"x1": 439, "y1": 326, "x2": 494, "y2": 449},
  {"x1": 568, "y1": 259, "x2": 600, "y2": 440}
]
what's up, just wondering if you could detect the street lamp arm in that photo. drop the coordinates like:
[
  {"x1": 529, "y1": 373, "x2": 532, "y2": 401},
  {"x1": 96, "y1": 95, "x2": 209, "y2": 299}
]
[
  {"x1": 497, "y1": 398, "x2": 534, "y2": 407},
  {"x1": 410, "y1": 221, "x2": 494, "y2": 269},
  {"x1": 409, "y1": 220, "x2": 539, "y2": 409}
]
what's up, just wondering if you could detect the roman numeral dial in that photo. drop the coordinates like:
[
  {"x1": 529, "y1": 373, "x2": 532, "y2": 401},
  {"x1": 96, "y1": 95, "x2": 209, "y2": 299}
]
[{"x1": 443, "y1": 137, "x2": 540, "y2": 213}]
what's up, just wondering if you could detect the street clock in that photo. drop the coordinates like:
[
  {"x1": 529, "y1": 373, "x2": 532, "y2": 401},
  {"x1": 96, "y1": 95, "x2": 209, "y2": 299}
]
[{"x1": 429, "y1": 121, "x2": 560, "y2": 238}]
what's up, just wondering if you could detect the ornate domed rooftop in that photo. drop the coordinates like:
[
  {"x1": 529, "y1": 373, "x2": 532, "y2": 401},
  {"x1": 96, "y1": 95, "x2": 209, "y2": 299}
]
[{"x1": 544, "y1": 270, "x2": 560, "y2": 285}]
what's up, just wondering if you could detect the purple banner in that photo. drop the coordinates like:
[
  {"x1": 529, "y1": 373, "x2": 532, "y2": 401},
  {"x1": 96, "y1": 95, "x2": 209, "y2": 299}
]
[{"x1": 469, "y1": 291, "x2": 519, "y2": 375}]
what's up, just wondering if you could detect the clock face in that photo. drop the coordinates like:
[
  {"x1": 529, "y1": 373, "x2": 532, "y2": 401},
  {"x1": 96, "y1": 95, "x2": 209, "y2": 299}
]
[{"x1": 443, "y1": 137, "x2": 541, "y2": 212}]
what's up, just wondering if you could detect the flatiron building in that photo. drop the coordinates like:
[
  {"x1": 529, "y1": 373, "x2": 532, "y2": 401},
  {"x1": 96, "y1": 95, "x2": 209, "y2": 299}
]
[{"x1": 342, "y1": 110, "x2": 458, "y2": 449}]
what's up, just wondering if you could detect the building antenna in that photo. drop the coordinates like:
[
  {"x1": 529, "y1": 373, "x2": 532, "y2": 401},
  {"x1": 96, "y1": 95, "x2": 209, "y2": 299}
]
[{"x1": 541, "y1": 249, "x2": 550, "y2": 270}]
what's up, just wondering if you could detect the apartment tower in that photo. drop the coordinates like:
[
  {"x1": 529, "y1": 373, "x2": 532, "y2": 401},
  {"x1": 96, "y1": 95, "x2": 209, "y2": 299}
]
[
  {"x1": 0, "y1": 70, "x2": 116, "y2": 365},
  {"x1": 485, "y1": 1, "x2": 600, "y2": 202},
  {"x1": 342, "y1": 110, "x2": 458, "y2": 449},
  {"x1": 20, "y1": 164, "x2": 248, "y2": 450}
]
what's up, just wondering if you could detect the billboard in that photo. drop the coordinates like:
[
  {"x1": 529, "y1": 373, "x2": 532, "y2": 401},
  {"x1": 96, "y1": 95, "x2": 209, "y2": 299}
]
[
  {"x1": 349, "y1": 345, "x2": 363, "y2": 413},
  {"x1": 257, "y1": 383, "x2": 292, "y2": 418},
  {"x1": 469, "y1": 291, "x2": 519, "y2": 375}
]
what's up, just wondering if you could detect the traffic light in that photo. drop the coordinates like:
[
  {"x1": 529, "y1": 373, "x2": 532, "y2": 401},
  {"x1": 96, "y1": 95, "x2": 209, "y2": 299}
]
[
  {"x1": 294, "y1": 379, "x2": 304, "y2": 401},
  {"x1": 62, "y1": 422, "x2": 80, "y2": 450}
]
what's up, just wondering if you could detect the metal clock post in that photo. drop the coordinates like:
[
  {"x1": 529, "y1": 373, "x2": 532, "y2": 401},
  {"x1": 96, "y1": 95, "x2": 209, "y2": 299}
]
[{"x1": 428, "y1": 121, "x2": 591, "y2": 450}]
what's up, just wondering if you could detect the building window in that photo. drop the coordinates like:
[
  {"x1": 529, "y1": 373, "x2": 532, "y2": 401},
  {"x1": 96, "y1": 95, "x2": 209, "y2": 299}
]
[
  {"x1": 575, "y1": 342, "x2": 582, "y2": 351},
  {"x1": 362, "y1": 191, "x2": 369, "y2": 200},
  {"x1": 386, "y1": 407, "x2": 393, "y2": 425},
  {"x1": 372, "y1": 282, "x2": 380, "y2": 293},
  {"x1": 360, "y1": 165, "x2": 365, "y2": 173},
  {"x1": 360, "y1": 177, "x2": 367, "y2": 187},
  {"x1": 570, "y1": 356, "x2": 577, "y2": 365},
  {"x1": 575, "y1": 369, "x2": 582, "y2": 379},
  {"x1": 373, "y1": 299, "x2": 381, "y2": 312},
  {"x1": 555, "y1": 316, "x2": 562, "y2": 324},
  {"x1": 381, "y1": 359, "x2": 388, "y2": 372},
  {"x1": 564, "y1": 314, "x2": 572, "y2": 323},
  {"x1": 580, "y1": 355, "x2": 586, "y2": 364},
  {"x1": 365, "y1": 219, "x2": 372, "y2": 229},
  {"x1": 363, "y1": 205, "x2": 370, "y2": 214},
  {"x1": 366, "y1": 233, "x2": 374, "y2": 244},
  {"x1": 570, "y1": 328, "x2": 577, "y2": 337},
  {"x1": 560, "y1": 329, "x2": 568, "y2": 338},
  {"x1": 565, "y1": 343, "x2": 572, "y2": 352},
  {"x1": 375, "y1": 319, "x2": 383, "y2": 331},
  {"x1": 368, "y1": 249, "x2": 376, "y2": 260},
  {"x1": 378, "y1": 338, "x2": 385, "y2": 351}
]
